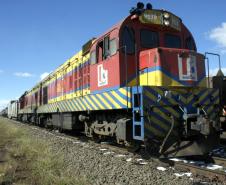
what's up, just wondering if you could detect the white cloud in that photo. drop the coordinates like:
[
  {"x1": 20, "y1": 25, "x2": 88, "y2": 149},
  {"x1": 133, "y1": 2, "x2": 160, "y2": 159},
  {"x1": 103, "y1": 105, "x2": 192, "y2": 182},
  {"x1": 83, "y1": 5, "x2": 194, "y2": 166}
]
[
  {"x1": 14, "y1": 72, "x2": 34, "y2": 77},
  {"x1": 209, "y1": 67, "x2": 226, "y2": 76},
  {"x1": 209, "y1": 22, "x2": 226, "y2": 53},
  {"x1": 40, "y1": 72, "x2": 50, "y2": 80}
]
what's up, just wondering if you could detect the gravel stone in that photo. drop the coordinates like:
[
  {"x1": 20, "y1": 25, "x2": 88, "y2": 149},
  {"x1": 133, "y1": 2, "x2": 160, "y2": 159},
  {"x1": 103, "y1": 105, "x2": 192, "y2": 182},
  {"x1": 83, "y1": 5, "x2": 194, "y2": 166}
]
[{"x1": 12, "y1": 121, "x2": 224, "y2": 185}]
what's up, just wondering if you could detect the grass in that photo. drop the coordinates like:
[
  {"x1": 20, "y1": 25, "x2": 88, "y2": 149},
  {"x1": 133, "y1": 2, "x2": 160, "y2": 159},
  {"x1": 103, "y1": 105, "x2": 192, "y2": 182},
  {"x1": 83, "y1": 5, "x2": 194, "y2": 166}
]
[{"x1": 0, "y1": 117, "x2": 88, "y2": 185}]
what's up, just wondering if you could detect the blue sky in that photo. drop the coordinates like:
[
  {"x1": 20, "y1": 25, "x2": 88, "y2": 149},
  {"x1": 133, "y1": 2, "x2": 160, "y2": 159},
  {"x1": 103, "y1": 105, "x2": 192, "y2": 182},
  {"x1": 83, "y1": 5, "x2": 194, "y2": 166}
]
[{"x1": 0, "y1": 0, "x2": 226, "y2": 110}]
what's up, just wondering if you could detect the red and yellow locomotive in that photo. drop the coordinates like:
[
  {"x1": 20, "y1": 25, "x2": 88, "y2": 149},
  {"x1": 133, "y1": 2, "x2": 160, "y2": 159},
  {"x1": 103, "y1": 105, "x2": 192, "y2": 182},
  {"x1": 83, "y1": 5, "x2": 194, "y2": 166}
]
[{"x1": 18, "y1": 3, "x2": 220, "y2": 157}]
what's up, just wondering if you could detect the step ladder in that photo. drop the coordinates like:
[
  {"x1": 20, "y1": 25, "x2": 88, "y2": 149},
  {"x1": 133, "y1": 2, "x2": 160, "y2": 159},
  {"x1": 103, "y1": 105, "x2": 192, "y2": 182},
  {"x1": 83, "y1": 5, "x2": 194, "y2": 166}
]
[{"x1": 132, "y1": 86, "x2": 144, "y2": 141}]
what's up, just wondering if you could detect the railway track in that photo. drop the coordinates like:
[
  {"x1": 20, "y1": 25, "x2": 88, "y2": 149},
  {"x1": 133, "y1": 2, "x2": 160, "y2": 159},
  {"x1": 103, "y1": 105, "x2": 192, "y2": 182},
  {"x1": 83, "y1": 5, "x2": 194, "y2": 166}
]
[
  {"x1": 212, "y1": 156, "x2": 226, "y2": 167},
  {"x1": 5, "y1": 118, "x2": 226, "y2": 183},
  {"x1": 172, "y1": 160, "x2": 226, "y2": 182}
]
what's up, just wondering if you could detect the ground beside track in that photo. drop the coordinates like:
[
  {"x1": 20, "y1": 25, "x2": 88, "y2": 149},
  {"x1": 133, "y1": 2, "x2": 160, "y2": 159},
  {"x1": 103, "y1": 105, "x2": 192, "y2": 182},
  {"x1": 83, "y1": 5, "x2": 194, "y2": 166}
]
[
  {"x1": 0, "y1": 118, "x2": 87, "y2": 185},
  {"x1": 0, "y1": 117, "x2": 223, "y2": 185}
]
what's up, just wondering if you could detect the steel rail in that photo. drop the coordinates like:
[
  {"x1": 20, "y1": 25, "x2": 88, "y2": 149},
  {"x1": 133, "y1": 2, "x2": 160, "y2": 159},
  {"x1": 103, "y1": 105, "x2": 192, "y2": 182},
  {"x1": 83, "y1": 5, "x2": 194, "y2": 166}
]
[
  {"x1": 212, "y1": 156, "x2": 226, "y2": 167},
  {"x1": 173, "y1": 161, "x2": 226, "y2": 182}
]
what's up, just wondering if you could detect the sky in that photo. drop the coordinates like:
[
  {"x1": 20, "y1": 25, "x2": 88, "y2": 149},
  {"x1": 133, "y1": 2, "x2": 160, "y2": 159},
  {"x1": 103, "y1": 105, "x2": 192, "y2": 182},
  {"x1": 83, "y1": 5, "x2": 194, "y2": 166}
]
[{"x1": 0, "y1": 0, "x2": 226, "y2": 110}]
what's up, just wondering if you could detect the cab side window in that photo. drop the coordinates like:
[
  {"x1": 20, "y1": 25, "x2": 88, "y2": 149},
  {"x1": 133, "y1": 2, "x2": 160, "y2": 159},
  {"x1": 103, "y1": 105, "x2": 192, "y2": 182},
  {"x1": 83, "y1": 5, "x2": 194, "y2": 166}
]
[
  {"x1": 95, "y1": 36, "x2": 117, "y2": 63},
  {"x1": 90, "y1": 50, "x2": 96, "y2": 65},
  {"x1": 97, "y1": 36, "x2": 110, "y2": 62},
  {"x1": 97, "y1": 41, "x2": 104, "y2": 62},
  {"x1": 109, "y1": 39, "x2": 117, "y2": 56}
]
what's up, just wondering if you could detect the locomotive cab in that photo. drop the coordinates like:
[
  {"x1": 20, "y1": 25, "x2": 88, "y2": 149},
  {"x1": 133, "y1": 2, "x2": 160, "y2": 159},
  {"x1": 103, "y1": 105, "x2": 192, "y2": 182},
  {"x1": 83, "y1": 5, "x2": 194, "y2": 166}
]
[
  {"x1": 116, "y1": 4, "x2": 220, "y2": 156},
  {"x1": 87, "y1": 3, "x2": 220, "y2": 156}
]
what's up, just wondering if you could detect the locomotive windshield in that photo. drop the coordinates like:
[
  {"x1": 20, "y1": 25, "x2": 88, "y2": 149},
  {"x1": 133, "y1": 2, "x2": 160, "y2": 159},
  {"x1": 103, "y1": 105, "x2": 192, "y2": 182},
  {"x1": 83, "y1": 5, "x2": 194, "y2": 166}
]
[
  {"x1": 140, "y1": 29, "x2": 159, "y2": 48},
  {"x1": 164, "y1": 34, "x2": 181, "y2": 49}
]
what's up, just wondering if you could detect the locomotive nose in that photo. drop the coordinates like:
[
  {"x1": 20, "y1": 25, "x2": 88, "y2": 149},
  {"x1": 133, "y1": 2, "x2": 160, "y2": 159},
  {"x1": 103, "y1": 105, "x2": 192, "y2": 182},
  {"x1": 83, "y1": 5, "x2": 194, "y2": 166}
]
[{"x1": 139, "y1": 48, "x2": 206, "y2": 88}]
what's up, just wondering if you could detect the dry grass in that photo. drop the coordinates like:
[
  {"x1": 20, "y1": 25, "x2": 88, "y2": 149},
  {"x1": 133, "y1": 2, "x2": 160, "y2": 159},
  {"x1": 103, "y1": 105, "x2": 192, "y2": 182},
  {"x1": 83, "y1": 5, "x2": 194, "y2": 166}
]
[{"x1": 0, "y1": 117, "x2": 88, "y2": 185}]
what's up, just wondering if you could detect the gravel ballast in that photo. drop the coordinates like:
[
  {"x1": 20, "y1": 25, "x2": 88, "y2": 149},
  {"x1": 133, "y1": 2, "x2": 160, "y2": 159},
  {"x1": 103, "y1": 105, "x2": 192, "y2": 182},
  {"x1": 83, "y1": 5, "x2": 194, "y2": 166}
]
[{"x1": 5, "y1": 118, "x2": 222, "y2": 185}]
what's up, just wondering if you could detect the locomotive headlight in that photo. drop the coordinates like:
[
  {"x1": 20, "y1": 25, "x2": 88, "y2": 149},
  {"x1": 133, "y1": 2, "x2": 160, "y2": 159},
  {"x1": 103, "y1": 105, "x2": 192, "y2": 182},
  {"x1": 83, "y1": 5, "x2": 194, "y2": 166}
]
[
  {"x1": 164, "y1": 20, "x2": 170, "y2": 26},
  {"x1": 163, "y1": 12, "x2": 170, "y2": 19}
]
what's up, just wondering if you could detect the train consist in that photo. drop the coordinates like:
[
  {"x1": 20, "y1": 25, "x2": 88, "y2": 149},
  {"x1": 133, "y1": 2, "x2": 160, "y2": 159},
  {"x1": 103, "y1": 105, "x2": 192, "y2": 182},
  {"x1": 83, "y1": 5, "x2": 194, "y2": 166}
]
[
  {"x1": 7, "y1": 100, "x2": 18, "y2": 119},
  {"x1": 210, "y1": 70, "x2": 226, "y2": 129},
  {"x1": 0, "y1": 107, "x2": 8, "y2": 117},
  {"x1": 3, "y1": 3, "x2": 223, "y2": 157}
]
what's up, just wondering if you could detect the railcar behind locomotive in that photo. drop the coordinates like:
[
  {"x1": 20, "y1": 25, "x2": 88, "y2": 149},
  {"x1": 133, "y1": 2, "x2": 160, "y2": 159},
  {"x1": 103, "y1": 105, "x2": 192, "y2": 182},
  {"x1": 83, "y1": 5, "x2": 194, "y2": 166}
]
[
  {"x1": 207, "y1": 58, "x2": 226, "y2": 130},
  {"x1": 7, "y1": 100, "x2": 18, "y2": 120},
  {"x1": 17, "y1": 2, "x2": 221, "y2": 157},
  {"x1": 0, "y1": 107, "x2": 8, "y2": 117}
]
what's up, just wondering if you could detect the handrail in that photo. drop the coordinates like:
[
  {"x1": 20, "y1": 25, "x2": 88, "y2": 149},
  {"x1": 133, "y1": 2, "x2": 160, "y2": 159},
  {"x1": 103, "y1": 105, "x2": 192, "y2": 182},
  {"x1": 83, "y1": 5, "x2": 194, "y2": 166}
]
[
  {"x1": 205, "y1": 52, "x2": 221, "y2": 71},
  {"x1": 118, "y1": 45, "x2": 128, "y2": 110}
]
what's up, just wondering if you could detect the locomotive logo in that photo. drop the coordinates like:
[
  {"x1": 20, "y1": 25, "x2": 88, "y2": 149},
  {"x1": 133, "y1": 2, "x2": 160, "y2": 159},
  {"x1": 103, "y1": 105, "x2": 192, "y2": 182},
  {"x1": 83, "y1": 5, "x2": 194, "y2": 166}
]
[
  {"x1": 178, "y1": 54, "x2": 197, "y2": 81},
  {"x1": 97, "y1": 64, "x2": 108, "y2": 87}
]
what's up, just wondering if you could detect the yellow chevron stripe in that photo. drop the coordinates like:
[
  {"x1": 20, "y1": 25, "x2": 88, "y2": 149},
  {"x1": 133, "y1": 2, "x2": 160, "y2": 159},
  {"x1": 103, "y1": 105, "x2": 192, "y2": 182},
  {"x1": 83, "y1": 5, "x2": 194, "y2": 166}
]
[
  {"x1": 147, "y1": 112, "x2": 169, "y2": 131},
  {"x1": 202, "y1": 90, "x2": 218, "y2": 105},
  {"x1": 73, "y1": 99, "x2": 81, "y2": 111},
  {"x1": 64, "y1": 100, "x2": 71, "y2": 111},
  {"x1": 103, "y1": 92, "x2": 121, "y2": 109},
  {"x1": 152, "y1": 108, "x2": 175, "y2": 127},
  {"x1": 81, "y1": 98, "x2": 91, "y2": 110},
  {"x1": 51, "y1": 103, "x2": 54, "y2": 112},
  {"x1": 59, "y1": 102, "x2": 64, "y2": 112},
  {"x1": 187, "y1": 88, "x2": 204, "y2": 104},
  {"x1": 48, "y1": 104, "x2": 51, "y2": 112},
  {"x1": 198, "y1": 78, "x2": 207, "y2": 87},
  {"x1": 68, "y1": 100, "x2": 74, "y2": 111},
  {"x1": 77, "y1": 98, "x2": 86, "y2": 110},
  {"x1": 144, "y1": 89, "x2": 156, "y2": 102},
  {"x1": 119, "y1": 88, "x2": 131, "y2": 98},
  {"x1": 63, "y1": 101, "x2": 69, "y2": 111},
  {"x1": 91, "y1": 95, "x2": 105, "y2": 109},
  {"x1": 61, "y1": 102, "x2": 67, "y2": 112},
  {"x1": 69, "y1": 99, "x2": 75, "y2": 111},
  {"x1": 96, "y1": 94, "x2": 112, "y2": 109},
  {"x1": 171, "y1": 91, "x2": 186, "y2": 105},
  {"x1": 82, "y1": 97, "x2": 93, "y2": 110},
  {"x1": 207, "y1": 90, "x2": 218, "y2": 104},
  {"x1": 51, "y1": 104, "x2": 54, "y2": 112},
  {"x1": 111, "y1": 91, "x2": 128, "y2": 107},
  {"x1": 53, "y1": 103, "x2": 57, "y2": 112},
  {"x1": 187, "y1": 93, "x2": 194, "y2": 104},
  {"x1": 192, "y1": 90, "x2": 209, "y2": 107},
  {"x1": 57, "y1": 102, "x2": 62, "y2": 112},
  {"x1": 153, "y1": 87, "x2": 178, "y2": 105},
  {"x1": 144, "y1": 119, "x2": 165, "y2": 137},
  {"x1": 145, "y1": 90, "x2": 180, "y2": 118},
  {"x1": 85, "y1": 96, "x2": 98, "y2": 110},
  {"x1": 48, "y1": 104, "x2": 52, "y2": 111}
]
